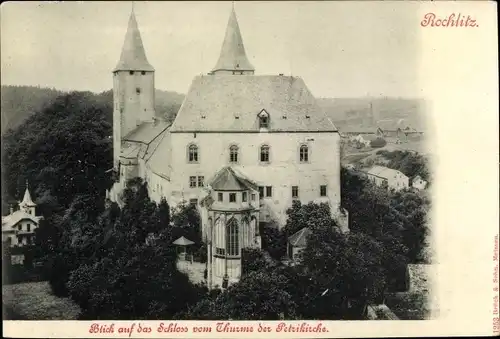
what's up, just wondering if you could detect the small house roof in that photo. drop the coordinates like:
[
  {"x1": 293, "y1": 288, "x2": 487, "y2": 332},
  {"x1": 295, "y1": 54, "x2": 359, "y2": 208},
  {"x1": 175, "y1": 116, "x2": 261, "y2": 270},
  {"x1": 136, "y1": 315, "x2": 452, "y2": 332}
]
[
  {"x1": 172, "y1": 236, "x2": 195, "y2": 246},
  {"x1": 288, "y1": 227, "x2": 311, "y2": 247},
  {"x1": 365, "y1": 165, "x2": 407, "y2": 180},
  {"x1": 2, "y1": 210, "x2": 41, "y2": 231}
]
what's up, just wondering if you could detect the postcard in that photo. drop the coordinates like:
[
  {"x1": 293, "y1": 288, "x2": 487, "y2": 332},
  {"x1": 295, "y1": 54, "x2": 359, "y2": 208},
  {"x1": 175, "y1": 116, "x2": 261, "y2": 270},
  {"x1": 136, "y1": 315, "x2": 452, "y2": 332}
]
[{"x1": 1, "y1": 1, "x2": 498, "y2": 337}]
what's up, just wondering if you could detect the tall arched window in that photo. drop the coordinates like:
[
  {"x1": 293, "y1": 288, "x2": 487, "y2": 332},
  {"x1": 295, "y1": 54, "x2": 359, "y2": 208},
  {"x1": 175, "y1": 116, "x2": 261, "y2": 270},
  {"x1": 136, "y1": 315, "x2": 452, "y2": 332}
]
[
  {"x1": 260, "y1": 145, "x2": 270, "y2": 163},
  {"x1": 229, "y1": 145, "x2": 239, "y2": 163},
  {"x1": 299, "y1": 144, "x2": 309, "y2": 162},
  {"x1": 188, "y1": 144, "x2": 198, "y2": 162},
  {"x1": 226, "y1": 218, "x2": 239, "y2": 256}
]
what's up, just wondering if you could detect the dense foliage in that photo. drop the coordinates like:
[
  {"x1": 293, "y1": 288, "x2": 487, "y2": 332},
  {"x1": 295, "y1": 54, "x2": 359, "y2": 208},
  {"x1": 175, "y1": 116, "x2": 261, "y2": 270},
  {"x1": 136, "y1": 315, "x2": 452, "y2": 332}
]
[{"x1": 370, "y1": 137, "x2": 387, "y2": 148}]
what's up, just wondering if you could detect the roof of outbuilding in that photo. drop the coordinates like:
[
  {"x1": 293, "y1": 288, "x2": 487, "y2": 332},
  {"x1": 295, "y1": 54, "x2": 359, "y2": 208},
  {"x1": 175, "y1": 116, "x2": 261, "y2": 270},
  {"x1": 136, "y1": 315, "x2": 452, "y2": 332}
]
[
  {"x1": 365, "y1": 165, "x2": 407, "y2": 179},
  {"x1": 123, "y1": 120, "x2": 170, "y2": 143},
  {"x1": 170, "y1": 75, "x2": 337, "y2": 133},
  {"x1": 172, "y1": 236, "x2": 195, "y2": 246},
  {"x1": 288, "y1": 227, "x2": 311, "y2": 247}
]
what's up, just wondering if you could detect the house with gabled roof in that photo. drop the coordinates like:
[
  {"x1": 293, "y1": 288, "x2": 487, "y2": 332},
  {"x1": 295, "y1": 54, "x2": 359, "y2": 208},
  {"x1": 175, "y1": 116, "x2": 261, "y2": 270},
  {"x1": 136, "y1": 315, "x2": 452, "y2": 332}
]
[
  {"x1": 106, "y1": 4, "x2": 348, "y2": 287},
  {"x1": 2, "y1": 183, "x2": 42, "y2": 264},
  {"x1": 287, "y1": 227, "x2": 311, "y2": 262},
  {"x1": 362, "y1": 165, "x2": 409, "y2": 191}
]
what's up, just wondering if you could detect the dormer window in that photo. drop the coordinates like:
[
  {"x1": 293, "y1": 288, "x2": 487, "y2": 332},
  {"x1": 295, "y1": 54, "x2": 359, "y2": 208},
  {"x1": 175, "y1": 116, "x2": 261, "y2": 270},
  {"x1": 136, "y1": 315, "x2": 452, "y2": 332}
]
[
  {"x1": 260, "y1": 116, "x2": 269, "y2": 129},
  {"x1": 141, "y1": 71, "x2": 146, "y2": 75},
  {"x1": 258, "y1": 109, "x2": 270, "y2": 129},
  {"x1": 129, "y1": 71, "x2": 134, "y2": 75}
]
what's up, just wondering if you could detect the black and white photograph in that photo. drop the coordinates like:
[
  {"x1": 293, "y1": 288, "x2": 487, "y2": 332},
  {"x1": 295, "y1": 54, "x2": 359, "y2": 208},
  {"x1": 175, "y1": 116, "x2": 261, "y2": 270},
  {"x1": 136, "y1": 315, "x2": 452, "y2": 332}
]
[{"x1": 1, "y1": 1, "x2": 498, "y2": 337}]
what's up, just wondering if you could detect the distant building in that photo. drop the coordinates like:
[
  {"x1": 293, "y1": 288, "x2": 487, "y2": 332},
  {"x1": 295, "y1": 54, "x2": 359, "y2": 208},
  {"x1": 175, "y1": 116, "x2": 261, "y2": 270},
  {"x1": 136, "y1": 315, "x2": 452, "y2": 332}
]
[
  {"x1": 412, "y1": 175, "x2": 427, "y2": 190},
  {"x1": 339, "y1": 126, "x2": 376, "y2": 139},
  {"x1": 287, "y1": 227, "x2": 311, "y2": 262},
  {"x1": 353, "y1": 134, "x2": 379, "y2": 147},
  {"x1": 2, "y1": 183, "x2": 41, "y2": 264},
  {"x1": 362, "y1": 165, "x2": 409, "y2": 191}
]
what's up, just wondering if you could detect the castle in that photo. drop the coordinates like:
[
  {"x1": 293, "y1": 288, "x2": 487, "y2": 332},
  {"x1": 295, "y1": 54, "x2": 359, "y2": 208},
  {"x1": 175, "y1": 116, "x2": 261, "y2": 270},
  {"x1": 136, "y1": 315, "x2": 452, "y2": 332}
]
[{"x1": 108, "y1": 5, "x2": 348, "y2": 288}]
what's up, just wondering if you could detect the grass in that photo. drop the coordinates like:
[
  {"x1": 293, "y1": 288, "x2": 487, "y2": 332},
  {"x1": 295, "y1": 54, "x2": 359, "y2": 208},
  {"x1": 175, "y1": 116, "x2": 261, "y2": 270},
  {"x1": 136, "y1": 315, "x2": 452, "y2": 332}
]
[{"x1": 3, "y1": 281, "x2": 81, "y2": 320}]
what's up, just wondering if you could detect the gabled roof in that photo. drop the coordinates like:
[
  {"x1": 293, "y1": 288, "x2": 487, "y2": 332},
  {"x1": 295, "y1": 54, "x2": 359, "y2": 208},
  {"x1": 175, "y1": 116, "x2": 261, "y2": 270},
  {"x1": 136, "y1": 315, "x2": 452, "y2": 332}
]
[
  {"x1": 170, "y1": 75, "x2": 337, "y2": 132},
  {"x1": 365, "y1": 165, "x2": 407, "y2": 179},
  {"x1": 2, "y1": 210, "x2": 41, "y2": 231},
  {"x1": 113, "y1": 11, "x2": 154, "y2": 72},
  {"x1": 209, "y1": 167, "x2": 258, "y2": 191},
  {"x1": 212, "y1": 6, "x2": 254, "y2": 73},
  {"x1": 288, "y1": 227, "x2": 311, "y2": 247}
]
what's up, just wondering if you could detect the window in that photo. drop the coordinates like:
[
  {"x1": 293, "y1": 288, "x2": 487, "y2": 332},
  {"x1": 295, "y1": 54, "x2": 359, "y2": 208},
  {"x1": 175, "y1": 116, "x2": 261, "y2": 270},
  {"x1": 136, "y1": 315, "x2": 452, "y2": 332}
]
[
  {"x1": 189, "y1": 176, "x2": 197, "y2": 188},
  {"x1": 189, "y1": 199, "x2": 198, "y2": 206},
  {"x1": 259, "y1": 116, "x2": 269, "y2": 129},
  {"x1": 242, "y1": 191, "x2": 248, "y2": 202},
  {"x1": 259, "y1": 186, "x2": 264, "y2": 199},
  {"x1": 260, "y1": 145, "x2": 270, "y2": 162},
  {"x1": 226, "y1": 219, "x2": 239, "y2": 256},
  {"x1": 218, "y1": 193, "x2": 223, "y2": 202},
  {"x1": 292, "y1": 186, "x2": 299, "y2": 199},
  {"x1": 320, "y1": 185, "x2": 327, "y2": 197},
  {"x1": 27, "y1": 224, "x2": 31, "y2": 232},
  {"x1": 18, "y1": 225, "x2": 21, "y2": 231},
  {"x1": 136, "y1": 87, "x2": 141, "y2": 94},
  {"x1": 188, "y1": 144, "x2": 198, "y2": 162},
  {"x1": 229, "y1": 145, "x2": 239, "y2": 163},
  {"x1": 141, "y1": 71, "x2": 146, "y2": 75},
  {"x1": 216, "y1": 248, "x2": 225, "y2": 256},
  {"x1": 299, "y1": 144, "x2": 309, "y2": 162},
  {"x1": 266, "y1": 186, "x2": 272, "y2": 197},
  {"x1": 198, "y1": 176, "x2": 204, "y2": 187},
  {"x1": 129, "y1": 71, "x2": 134, "y2": 75},
  {"x1": 251, "y1": 193, "x2": 256, "y2": 201},
  {"x1": 229, "y1": 193, "x2": 236, "y2": 203}
]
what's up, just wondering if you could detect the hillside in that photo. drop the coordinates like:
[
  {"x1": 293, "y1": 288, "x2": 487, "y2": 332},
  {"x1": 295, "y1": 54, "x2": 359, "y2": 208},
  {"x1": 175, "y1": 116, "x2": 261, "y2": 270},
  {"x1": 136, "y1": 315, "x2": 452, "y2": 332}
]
[
  {"x1": 0, "y1": 86, "x2": 185, "y2": 135},
  {"x1": 317, "y1": 97, "x2": 427, "y2": 132}
]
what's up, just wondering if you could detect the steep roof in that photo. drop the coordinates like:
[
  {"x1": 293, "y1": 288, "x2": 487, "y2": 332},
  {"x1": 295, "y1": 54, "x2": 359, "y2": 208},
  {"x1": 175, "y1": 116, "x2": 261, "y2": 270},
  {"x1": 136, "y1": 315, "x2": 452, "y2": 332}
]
[
  {"x1": 212, "y1": 6, "x2": 254, "y2": 73},
  {"x1": 209, "y1": 167, "x2": 258, "y2": 191},
  {"x1": 113, "y1": 11, "x2": 154, "y2": 72},
  {"x1": 20, "y1": 186, "x2": 36, "y2": 207},
  {"x1": 170, "y1": 75, "x2": 337, "y2": 132},
  {"x1": 365, "y1": 165, "x2": 407, "y2": 179},
  {"x1": 288, "y1": 227, "x2": 311, "y2": 247},
  {"x1": 144, "y1": 127, "x2": 172, "y2": 179},
  {"x1": 2, "y1": 210, "x2": 41, "y2": 231}
]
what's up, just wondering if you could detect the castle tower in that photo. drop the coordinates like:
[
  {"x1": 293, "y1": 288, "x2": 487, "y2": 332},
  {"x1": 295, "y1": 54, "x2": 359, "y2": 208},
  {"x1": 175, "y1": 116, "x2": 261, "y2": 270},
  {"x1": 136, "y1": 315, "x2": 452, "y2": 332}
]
[
  {"x1": 112, "y1": 7, "x2": 155, "y2": 170},
  {"x1": 210, "y1": 5, "x2": 254, "y2": 75},
  {"x1": 19, "y1": 181, "x2": 36, "y2": 216},
  {"x1": 201, "y1": 167, "x2": 260, "y2": 289}
]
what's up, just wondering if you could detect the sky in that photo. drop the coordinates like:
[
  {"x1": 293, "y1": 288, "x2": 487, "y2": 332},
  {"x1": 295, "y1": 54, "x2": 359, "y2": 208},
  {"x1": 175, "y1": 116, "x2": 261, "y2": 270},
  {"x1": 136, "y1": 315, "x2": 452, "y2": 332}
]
[{"x1": 1, "y1": 1, "x2": 422, "y2": 98}]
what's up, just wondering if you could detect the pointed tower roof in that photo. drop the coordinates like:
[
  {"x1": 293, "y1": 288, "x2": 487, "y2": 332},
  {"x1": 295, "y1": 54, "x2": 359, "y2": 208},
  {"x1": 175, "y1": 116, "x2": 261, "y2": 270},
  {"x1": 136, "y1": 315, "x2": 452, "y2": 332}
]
[
  {"x1": 20, "y1": 181, "x2": 36, "y2": 207},
  {"x1": 211, "y1": 6, "x2": 254, "y2": 73},
  {"x1": 114, "y1": 9, "x2": 154, "y2": 72}
]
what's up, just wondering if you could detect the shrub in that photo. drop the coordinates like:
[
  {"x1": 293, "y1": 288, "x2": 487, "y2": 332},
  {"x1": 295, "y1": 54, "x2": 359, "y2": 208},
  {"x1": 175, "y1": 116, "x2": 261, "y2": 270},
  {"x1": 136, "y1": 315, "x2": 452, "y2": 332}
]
[{"x1": 370, "y1": 138, "x2": 387, "y2": 148}]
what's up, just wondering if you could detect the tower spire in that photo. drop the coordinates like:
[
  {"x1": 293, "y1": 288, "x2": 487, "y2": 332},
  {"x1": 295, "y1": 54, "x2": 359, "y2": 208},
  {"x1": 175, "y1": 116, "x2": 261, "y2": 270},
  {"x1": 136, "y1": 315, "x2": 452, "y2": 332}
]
[
  {"x1": 211, "y1": 4, "x2": 254, "y2": 74},
  {"x1": 113, "y1": 5, "x2": 154, "y2": 72}
]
